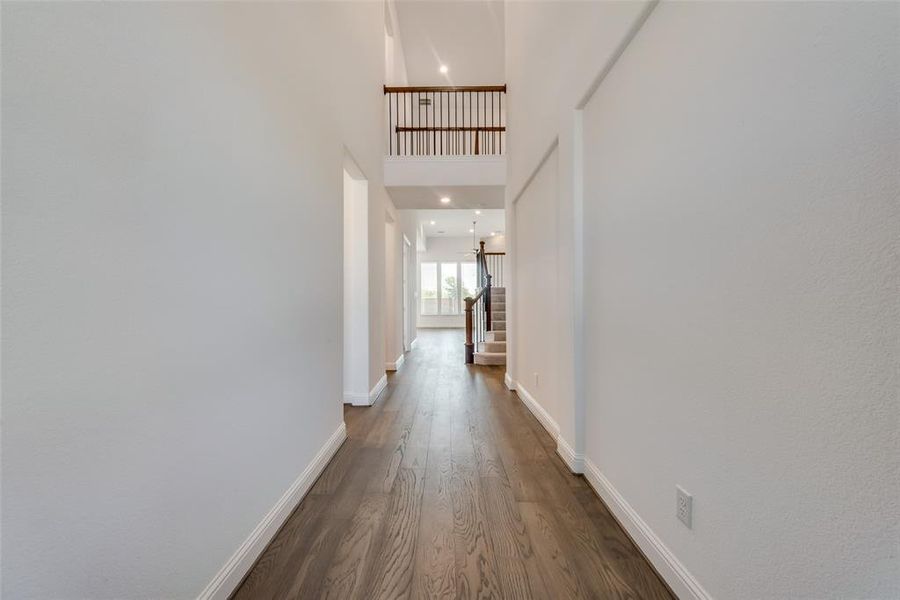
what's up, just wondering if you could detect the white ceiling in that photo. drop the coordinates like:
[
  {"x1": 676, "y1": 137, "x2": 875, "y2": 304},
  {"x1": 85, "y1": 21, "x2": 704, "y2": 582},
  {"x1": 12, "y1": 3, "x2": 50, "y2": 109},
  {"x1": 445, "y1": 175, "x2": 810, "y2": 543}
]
[
  {"x1": 387, "y1": 185, "x2": 504, "y2": 209},
  {"x1": 395, "y1": 1, "x2": 505, "y2": 86},
  {"x1": 413, "y1": 208, "x2": 504, "y2": 238}
]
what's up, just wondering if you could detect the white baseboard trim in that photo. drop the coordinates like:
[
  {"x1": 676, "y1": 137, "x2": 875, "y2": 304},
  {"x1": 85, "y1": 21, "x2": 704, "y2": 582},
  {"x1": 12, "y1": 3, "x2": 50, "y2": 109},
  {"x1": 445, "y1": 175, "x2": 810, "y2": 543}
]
[
  {"x1": 197, "y1": 422, "x2": 347, "y2": 600},
  {"x1": 385, "y1": 353, "x2": 405, "y2": 372},
  {"x1": 344, "y1": 374, "x2": 388, "y2": 407},
  {"x1": 343, "y1": 391, "x2": 369, "y2": 406},
  {"x1": 556, "y1": 435, "x2": 584, "y2": 474},
  {"x1": 582, "y1": 459, "x2": 712, "y2": 600},
  {"x1": 514, "y1": 382, "x2": 559, "y2": 441},
  {"x1": 369, "y1": 373, "x2": 387, "y2": 404},
  {"x1": 510, "y1": 379, "x2": 583, "y2": 475},
  {"x1": 504, "y1": 372, "x2": 516, "y2": 391},
  {"x1": 409, "y1": 337, "x2": 418, "y2": 350}
]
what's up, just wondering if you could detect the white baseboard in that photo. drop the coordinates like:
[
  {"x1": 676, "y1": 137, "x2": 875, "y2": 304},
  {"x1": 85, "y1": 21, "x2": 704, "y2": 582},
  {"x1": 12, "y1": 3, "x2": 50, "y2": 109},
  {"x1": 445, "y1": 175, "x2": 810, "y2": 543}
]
[
  {"x1": 385, "y1": 353, "x2": 405, "y2": 372},
  {"x1": 409, "y1": 337, "x2": 418, "y2": 350},
  {"x1": 556, "y1": 435, "x2": 584, "y2": 474},
  {"x1": 343, "y1": 391, "x2": 369, "y2": 406},
  {"x1": 504, "y1": 372, "x2": 516, "y2": 390},
  {"x1": 582, "y1": 459, "x2": 712, "y2": 600},
  {"x1": 369, "y1": 374, "x2": 387, "y2": 404},
  {"x1": 513, "y1": 380, "x2": 583, "y2": 475},
  {"x1": 197, "y1": 422, "x2": 347, "y2": 600},
  {"x1": 514, "y1": 382, "x2": 559, "y2": 440},
  {"x1": 343, "y1": 374, "x2": 388, "y2": 407}
]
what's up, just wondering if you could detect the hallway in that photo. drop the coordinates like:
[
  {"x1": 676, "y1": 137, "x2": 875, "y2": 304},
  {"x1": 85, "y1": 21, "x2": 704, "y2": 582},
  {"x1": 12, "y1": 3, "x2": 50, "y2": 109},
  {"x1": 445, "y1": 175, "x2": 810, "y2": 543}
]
[{"x1": 233, "y1": 329, "x2": 673, "y2": 599}]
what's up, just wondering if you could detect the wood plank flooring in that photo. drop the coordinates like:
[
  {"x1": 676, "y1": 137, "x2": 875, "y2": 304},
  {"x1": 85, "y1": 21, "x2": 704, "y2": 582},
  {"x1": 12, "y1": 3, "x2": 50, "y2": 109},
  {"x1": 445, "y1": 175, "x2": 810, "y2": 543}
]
[{"x1": 233, "y1": 329, "x2": 674, "y2": 600}]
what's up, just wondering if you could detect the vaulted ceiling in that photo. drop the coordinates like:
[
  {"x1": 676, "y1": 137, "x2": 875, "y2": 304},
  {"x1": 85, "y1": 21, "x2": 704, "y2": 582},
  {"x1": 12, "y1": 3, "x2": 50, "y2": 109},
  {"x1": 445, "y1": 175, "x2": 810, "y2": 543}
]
[{"x1": 394, "y1": 0, "x2": 505, "y2": 86}]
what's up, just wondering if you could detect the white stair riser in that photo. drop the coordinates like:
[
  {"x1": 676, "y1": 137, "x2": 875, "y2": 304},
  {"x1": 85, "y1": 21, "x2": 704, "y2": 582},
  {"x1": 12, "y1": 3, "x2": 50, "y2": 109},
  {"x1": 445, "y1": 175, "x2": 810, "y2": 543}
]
[
  {"x1": 474, "y1": 352, "x2": 506, "y2": 366},
  {"x1": 478, "y1": 341, "x2": 506, "y2": 353}
]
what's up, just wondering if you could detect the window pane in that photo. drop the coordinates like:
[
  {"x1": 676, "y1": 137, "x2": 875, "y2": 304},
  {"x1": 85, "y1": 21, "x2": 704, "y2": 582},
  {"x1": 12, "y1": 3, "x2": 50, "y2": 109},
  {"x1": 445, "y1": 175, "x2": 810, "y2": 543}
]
[
  {"x1": 441, "y1": 262, "x2": 459, "y2": 314},
  {"x1": 461, "y1": 262, "x2": 477, "y2": 301},
  {"x1": 421, "y1": 262, "x2": 438, "y2": 314}
]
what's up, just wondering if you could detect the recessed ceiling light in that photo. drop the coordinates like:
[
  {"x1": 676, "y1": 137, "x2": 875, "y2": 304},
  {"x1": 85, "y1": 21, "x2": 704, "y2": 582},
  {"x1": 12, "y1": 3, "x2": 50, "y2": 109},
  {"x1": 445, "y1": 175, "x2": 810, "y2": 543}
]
[
  {"x1": 469, "y1": 228, "x2": 474, "y2": 233},
  {"x1": 440, "y1": 197, "x2": 451, "y2": 204},
  {"x1": 429, "y1": 220, "x2": 436, "y2": 225},
  {"x1": 439, "y1": 65, "x2": 448, "y2": 74},
  {"x1": 490, "y1": 231, "x2": 496, "y2": 236},
  {"x1": 475, "y1": 210, "x2": 481, "y2": 215}
]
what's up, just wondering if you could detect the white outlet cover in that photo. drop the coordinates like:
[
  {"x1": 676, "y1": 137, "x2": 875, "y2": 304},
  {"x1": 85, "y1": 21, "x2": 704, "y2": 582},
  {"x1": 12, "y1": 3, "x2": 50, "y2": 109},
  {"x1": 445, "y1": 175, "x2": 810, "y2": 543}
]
[{"x1": 676, "y1": 485, "x2": 693, "y2": 529}]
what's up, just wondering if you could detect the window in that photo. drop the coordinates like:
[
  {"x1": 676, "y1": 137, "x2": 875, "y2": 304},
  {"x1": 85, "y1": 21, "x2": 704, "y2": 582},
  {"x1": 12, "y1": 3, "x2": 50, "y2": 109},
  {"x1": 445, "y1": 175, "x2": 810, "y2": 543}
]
[
  {"x1": 421, "y1": 262, "x2": 438, "y2": 315},
  {"x1": 420, "y1": 261, "x2": 476, "y2": 315}
]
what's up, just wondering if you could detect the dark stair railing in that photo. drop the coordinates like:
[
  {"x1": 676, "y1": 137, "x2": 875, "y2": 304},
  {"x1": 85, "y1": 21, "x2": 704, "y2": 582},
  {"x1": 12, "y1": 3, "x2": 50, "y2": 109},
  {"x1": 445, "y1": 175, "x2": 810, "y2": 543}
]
[
  {"x1": 464, "y1": 241, "x2": 506, "y2": 364},
  {"x1": 384, "y1": 85, "x2": 507, "y2": 157}
]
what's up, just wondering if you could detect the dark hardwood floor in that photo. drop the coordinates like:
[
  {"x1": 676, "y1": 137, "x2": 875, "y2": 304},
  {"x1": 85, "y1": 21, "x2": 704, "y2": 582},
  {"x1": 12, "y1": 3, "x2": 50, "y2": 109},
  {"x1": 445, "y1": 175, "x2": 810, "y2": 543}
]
[{"x1": 233, "y1": 329, "x2": 674, "y2": 600}]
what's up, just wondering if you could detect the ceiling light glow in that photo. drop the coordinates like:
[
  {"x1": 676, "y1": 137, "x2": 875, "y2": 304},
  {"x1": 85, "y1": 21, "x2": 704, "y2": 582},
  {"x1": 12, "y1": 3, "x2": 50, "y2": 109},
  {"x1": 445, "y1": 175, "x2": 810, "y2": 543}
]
[
  {"x1": 439, "y1": 65, "x2": 449, "y2": 74},
  {"x1": 440, "y1": 197, "x2": 451, "y2": 204},
  {"x1": 429, "y1": 220, "x2": 436, "y2": 225},
  {"x1": 475, "y1": 210, "x2": 481, "y2": 215}
]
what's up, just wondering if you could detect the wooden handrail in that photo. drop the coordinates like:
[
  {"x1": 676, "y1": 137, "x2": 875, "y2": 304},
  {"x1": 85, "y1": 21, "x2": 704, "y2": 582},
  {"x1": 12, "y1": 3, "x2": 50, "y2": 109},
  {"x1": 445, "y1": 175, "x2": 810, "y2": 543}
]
[
  {"x1": 384, "y1": 84, "x2": 507, "y2": 93},
  {"x1": 395, "y1": 126, "x2": 506, "y2": 132},
  {"x1": 384, "y1": 85, "x2": 506, "y2": 156}
]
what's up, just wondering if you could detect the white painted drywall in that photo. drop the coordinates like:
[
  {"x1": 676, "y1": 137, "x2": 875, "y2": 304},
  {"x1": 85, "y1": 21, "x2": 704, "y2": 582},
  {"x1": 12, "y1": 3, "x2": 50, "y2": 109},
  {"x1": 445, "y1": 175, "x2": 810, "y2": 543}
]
[
  {"x1": 582, "y1": 2, "x2": 899, "y2": 598},
  {"x1": 513, "y1": 147, "x2": 561, "y2": 426},
  {"x1": 1, "y1": 2, "x2": 387, "y2": 598},
  {"x1": 384, "y1": 156, "x2": 507, "y2": 187},
  {"x1": 505, "y1": 0, "x2": 651, "y2": 454},
  {"x1": 395, "y1": 0, "x2": 504, "y2": 86},
  {"x1": 344, "y1": 170, "x2": 370, "y2": 401},
  {"x1": 384, "y1": 0, "x2": 409, "y2": 86},
  {"x1": 384, "y1": 214, "x2": 403, "y2": 368}
]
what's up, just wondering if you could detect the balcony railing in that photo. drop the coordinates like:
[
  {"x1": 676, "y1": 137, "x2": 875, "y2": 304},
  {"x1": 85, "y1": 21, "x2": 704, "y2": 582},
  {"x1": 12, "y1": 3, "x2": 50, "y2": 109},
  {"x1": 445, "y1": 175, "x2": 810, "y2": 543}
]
[{"x1": 384, "y1": 85, "x2": 506, "y2": 157}]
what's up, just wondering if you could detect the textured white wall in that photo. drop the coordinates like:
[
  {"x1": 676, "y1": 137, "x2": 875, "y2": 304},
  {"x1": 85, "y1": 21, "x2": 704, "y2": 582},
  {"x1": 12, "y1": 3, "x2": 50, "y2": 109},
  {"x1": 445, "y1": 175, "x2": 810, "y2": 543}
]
[
  {"x1": 513, "y1": 148, "x2": 561, "y2": 427},
  {"x1": 1, "y1": 2, "x2": 386, "y2": 598},
  {"x1": 582, "y1": 2, "x2": 899, "y2": 598},
  {"x1": 505, "y1": 0, "x2": 651, "y2": 452},
  {"x1": 344, "y1": 171, "x2": 370, "y2": 400}
]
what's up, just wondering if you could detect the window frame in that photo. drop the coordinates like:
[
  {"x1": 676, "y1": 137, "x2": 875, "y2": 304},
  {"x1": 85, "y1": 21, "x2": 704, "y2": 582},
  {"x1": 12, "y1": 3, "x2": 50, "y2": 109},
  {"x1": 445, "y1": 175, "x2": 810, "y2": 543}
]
[{"x1": 419, "y1": 260, "x2": 476, "y2": 316}]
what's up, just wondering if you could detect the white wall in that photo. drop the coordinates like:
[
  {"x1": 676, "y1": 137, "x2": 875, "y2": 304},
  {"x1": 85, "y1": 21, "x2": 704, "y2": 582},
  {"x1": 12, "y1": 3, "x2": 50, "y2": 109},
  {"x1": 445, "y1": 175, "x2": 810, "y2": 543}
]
[
  {"x1": 384, "y1": 0, "x2": 409, "y2": 86},
  {"x1": 384, "y1": 214, "x2": 403, "y2": 368},
  {"x1": 513, "y1": 147, "x2": 561, "y2": 432},
  {"x1": 505, "y1": 0, "x2": 652, "y2": 457},
  {"x1": 1, "y1": 2, "x2": 387, "y2": 598},
  {"x1": 582, "y1": 2, "x2": 899, "y2": 599},
  {"x1": 343, "y1": 169, "x2": 370, "y2": 402},
  {"x1": 416, "y1": 236, "x2": 476, "y2": 328}
]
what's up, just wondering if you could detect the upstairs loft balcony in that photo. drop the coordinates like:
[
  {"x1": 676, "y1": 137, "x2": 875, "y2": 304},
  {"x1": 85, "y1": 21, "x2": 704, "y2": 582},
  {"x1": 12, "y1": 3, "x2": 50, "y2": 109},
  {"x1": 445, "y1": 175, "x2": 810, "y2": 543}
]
[{"x1": 383, "y1": 85, "x2": 506, "y2": 188}]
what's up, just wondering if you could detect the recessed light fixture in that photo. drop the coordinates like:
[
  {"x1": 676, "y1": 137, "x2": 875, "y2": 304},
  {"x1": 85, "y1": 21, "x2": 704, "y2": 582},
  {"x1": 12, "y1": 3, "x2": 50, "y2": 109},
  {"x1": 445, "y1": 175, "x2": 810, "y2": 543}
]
[
  {"x1": 440, "y1": 197, "x2": 451, "y2": 204},
  {"x1": 490, "y1": 231, "x2": 496, "y2": 236},
  {"x1": 429, "y1": 220, "x2": 436, "y2": 225},
  {"x1": 439, "y1": 65, "x2": 448, "y2": 74},
  {"x1": 469, "y1": 228, "x2": 475, "y2": 233},
  {"x1": 475, "y1": 210, "x2": 481, "y2": 215}
]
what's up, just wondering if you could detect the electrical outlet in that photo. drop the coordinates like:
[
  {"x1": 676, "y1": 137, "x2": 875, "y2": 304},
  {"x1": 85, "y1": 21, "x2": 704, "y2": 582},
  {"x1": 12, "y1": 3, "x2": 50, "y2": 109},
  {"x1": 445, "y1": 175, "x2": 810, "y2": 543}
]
[
  {"x1": 534, "y1": 372, "x2": 539, "y2": 388},
  {"x1": 676, "y1": 486, "x2": 693, "y2": 529}
]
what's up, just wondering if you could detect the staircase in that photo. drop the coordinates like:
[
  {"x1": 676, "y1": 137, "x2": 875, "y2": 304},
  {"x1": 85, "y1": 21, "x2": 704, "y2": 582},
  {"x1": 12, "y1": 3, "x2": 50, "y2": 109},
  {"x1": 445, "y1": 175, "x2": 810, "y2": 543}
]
[
  {"x1": 474, "y1": 286, "x2": 506, "y2": 365},
  {"x1": 464, "y1": 242, "x2": 507, "y2": 366}
]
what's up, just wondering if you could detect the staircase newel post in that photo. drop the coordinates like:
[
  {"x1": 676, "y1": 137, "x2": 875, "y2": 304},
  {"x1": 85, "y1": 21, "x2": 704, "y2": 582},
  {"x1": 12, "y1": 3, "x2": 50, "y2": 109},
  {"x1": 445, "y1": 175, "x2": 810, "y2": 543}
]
[{"x1": 464, "y1": 297, "x2": 474, "y2": 364}]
